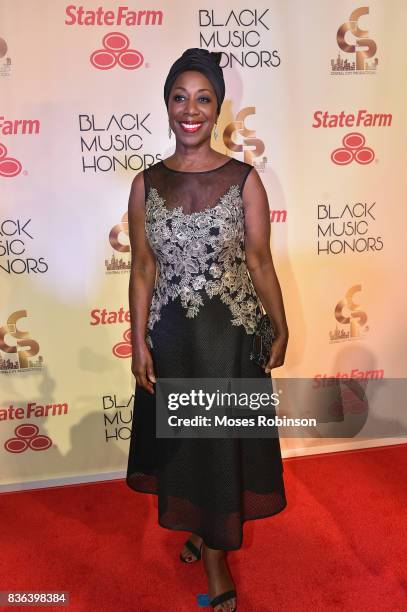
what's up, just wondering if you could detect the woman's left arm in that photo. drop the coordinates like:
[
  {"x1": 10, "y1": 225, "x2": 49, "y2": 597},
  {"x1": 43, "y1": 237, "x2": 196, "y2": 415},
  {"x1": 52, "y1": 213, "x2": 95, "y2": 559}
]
[{"x1": 242, "y1": 167, "x2": 289, "y2": 372}]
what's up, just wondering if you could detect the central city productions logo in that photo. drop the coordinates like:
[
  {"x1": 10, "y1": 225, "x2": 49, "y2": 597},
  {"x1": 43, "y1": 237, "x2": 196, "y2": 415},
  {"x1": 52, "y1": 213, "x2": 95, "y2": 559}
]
[
  {"x1": 105, "y1": 212, "x2": 131, "y2": 273},
  {"x1": 224, "y1": 108, "x2": 266, "y2": 168},
  {"x1": 331, "y1": 132, "x2": 375, "y2": 165},
  {"x1": 90, "y1": 32, "x2": 144, "y2": 70},
  {"x1": 330, "y1": 284, "x2": 369, "y2": 343},
  {"x1": 331, "y1": 6, "x2": 378, "y2": 73},
  {"x1": 0, "y1": 142, "x2": 22, "y2": 177},
  {"x1": 223, "y1": 108, "x2": 287, "y2": 222},
  {"x1": 4, "y1": 424, "x2": 52, "y2": 453},
  {"x1": 0, "y1": 310, "x2": 43, "y2": 372},
  {"x1": 0, "y1": 36, "x2": 11, "y2": 76}
]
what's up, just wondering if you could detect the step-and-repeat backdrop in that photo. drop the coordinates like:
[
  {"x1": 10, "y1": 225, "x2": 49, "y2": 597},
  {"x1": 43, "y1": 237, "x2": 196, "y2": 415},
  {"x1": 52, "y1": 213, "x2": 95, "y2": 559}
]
[{"x1": 1, "y1": 1, "x2": 406, "y2": 491}]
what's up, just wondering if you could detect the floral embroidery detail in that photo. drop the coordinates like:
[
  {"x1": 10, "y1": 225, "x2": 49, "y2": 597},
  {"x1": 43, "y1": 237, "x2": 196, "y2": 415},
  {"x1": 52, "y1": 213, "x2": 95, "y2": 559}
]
[{"x1": 144, "y1": 184, "x2": 263, "y2": 348}]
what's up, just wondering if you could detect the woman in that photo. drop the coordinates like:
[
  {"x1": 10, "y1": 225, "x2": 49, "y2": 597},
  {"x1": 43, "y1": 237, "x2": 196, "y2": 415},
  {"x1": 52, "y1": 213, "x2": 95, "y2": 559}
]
[{"x1": 126, "y1": 48, "x2": 289, "y2": 611}]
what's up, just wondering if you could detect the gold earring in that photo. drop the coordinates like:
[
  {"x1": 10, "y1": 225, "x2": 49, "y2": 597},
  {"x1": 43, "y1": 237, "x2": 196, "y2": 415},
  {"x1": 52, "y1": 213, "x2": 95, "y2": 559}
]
[
  {"x1": 213, "y1": 123, "x2": 218, "y2": 140},
  {"x1": 168, "y1": 121, "x2": 172, "y2": 138}
]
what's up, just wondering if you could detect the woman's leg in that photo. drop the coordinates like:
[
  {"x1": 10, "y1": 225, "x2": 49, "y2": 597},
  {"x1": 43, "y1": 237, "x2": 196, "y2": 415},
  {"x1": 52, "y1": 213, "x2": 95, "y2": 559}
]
[{"x1": 202, "y1": 542, "x2": 236, "y2": 611}]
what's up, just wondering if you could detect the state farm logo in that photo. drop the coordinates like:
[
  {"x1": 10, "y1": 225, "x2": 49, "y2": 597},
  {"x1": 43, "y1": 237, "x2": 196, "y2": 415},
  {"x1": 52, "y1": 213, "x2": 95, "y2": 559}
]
[
  {"x1": 65, "y1": 6, "x2": 163, "y2": 27},
  {"x1": 113, "y1": 328, "x2": 132, "y2": 358},
  {"x1": 331, "y1": 132, "x2": 375, "y2": 165},
  {"x1": 4, "y1": 423, "x2": 52, "y2": 453},
  {"x1": 0, "y1": 117, "x2": 41, "y2": 177},
  {"x1": 0, "y1": 142, "x2": 22, "y2": 177},
  {"x1": 90, "y1": 307, "x2": 132, "y2": 357},
  {"x1": 90, "y1": 32, "x2": 143, "y2": 70},
  {"x1": 311, "y1": 110, "x2": 389, "y2": 165}
]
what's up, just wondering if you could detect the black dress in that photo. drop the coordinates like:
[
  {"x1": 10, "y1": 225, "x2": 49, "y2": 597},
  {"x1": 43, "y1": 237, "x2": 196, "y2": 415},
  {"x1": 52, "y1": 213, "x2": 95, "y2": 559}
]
[{"x1": 126, "y1": 157, "x2": 287, "y2": 550}]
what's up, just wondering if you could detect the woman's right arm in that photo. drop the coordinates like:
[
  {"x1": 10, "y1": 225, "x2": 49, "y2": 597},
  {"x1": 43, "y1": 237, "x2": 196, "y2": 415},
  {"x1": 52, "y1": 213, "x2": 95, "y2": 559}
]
[{"x1": 128, "y1": 171, "x2": 157, "y2": 395}]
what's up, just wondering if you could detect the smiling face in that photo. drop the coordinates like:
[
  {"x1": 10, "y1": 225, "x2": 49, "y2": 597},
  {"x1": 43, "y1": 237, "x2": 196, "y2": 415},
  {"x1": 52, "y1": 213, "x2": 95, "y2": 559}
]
[{"x1": 167, "y1": 70, "x2": 219, "y2": 143}]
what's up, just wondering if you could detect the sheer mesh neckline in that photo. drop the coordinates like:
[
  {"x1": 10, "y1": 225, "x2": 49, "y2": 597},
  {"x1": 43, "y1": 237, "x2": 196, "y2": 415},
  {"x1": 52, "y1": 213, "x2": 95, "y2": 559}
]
[
  {"x1": 144, "y1": 156, "x2": 253, "y2": 217},
  {"x1": 160, "y1": 158, "x2": 233, "y2": 174},
  {"x1": 148, "y1": 184, "x2": 241, "y2": 218}
]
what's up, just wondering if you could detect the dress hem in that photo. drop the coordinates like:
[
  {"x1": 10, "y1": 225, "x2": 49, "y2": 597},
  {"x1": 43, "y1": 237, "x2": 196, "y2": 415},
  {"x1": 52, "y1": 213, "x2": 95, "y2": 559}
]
[{"x1": 125, "y1": 476, "x2": 287, "y2": 551}]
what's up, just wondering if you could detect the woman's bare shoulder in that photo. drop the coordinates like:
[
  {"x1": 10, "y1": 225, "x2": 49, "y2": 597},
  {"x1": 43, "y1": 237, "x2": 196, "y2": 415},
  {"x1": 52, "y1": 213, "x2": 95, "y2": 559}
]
[{"x1": 129, "y1": 170, "x2": 146, "y2": 209}]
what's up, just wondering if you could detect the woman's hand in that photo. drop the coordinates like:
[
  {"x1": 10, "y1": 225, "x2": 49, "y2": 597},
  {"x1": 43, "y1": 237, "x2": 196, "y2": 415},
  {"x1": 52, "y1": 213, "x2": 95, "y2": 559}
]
[
  {"x1": 264, "y1": 331, "x2": 288, "y2": 373},
  {"x1": 131, "y1": 340, "x2": 157, "y2": 395}
]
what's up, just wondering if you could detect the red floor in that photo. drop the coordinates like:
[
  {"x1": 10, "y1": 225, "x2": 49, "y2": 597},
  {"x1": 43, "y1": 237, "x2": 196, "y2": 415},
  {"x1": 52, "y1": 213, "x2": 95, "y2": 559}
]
[{"x1": 0, "y1": 444, "x2": 406, "y2": 611}]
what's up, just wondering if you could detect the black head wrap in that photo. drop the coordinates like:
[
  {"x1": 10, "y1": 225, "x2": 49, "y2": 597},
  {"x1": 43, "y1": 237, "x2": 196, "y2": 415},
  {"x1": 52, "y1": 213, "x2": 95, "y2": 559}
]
[{"x1": 163, "y1": 48, "x2": 225, "y2": 115}]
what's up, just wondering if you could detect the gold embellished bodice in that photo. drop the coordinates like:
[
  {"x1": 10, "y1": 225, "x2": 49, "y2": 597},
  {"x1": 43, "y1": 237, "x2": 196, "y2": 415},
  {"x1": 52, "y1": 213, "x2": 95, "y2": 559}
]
[{"x1": 142, "y1": 158, "x2": 263, "y2": 348}]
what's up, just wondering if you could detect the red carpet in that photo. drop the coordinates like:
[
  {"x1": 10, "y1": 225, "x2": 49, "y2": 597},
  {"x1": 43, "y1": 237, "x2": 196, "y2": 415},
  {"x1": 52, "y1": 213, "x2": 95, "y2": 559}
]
[{"x1": 1, "y1": 444, "x2": 406, "y2": 611}]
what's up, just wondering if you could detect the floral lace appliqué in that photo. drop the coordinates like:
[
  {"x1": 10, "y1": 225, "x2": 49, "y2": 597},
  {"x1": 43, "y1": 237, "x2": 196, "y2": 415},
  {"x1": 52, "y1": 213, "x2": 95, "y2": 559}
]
[{"x1": 144, "y1": 184, "x2": 263, "y2": 348}]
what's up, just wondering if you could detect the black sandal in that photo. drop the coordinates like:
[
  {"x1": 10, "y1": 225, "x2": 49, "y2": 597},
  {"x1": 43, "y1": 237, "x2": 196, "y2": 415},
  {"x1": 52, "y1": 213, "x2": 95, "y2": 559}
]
[
  {"x1": 210, "y1": 589, "x2": 237, "y2": 610},
  {"x1": 179, "y1": 538, "x2": 203, "y2": 563}
]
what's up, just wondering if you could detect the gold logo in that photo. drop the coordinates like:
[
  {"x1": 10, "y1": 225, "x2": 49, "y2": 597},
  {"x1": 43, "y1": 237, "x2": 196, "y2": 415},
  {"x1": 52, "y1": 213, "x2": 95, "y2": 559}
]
[
  {"x1": 109, "y1": 211, "x2": 130, "y2": 252},
  {"x1": 332, "y1": 7, "x2": 378, "y2": 72},
  {"x1": 105, "y1": 212, "x2": 131, "y2": 273},
  {"x1": 224, "y1": 108, "x2": 265, "y2": 165},
  {"x1": 330, "y1": 284, "x2": 369, "y2": 342},
  {"x1": 0, "y1": 310, "x2": 42, "y2": 370}
]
